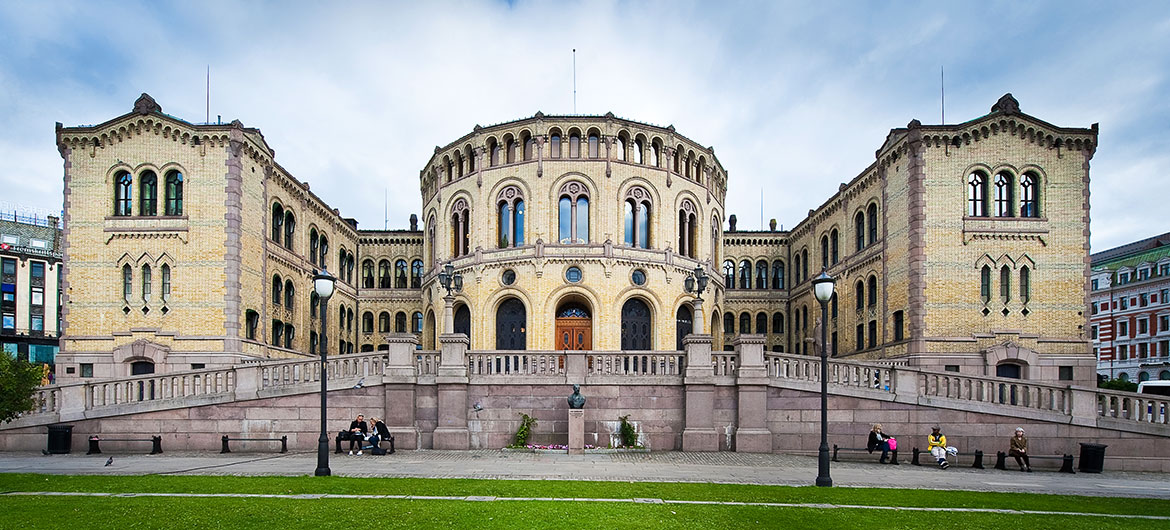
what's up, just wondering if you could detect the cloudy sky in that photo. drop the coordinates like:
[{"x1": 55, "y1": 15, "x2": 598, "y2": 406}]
[{"x1": 1, "y1": 1, "x2": 1167, "y2": 251}]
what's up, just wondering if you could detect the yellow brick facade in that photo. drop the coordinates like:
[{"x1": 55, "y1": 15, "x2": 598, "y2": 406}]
[{"x1": 53, "y1": 93, "x2": 1096, "y2": 385}]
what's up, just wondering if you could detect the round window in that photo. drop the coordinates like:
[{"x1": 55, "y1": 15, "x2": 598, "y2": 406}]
[
  {"x1": 565, "y1": 266, "x2": 583, "y2": 283},
  {"x1": 501, "y1": 269, "x2": 516, "y2": 285},
  {"x1": 631, "y1": 269, "x2": 647, "y2": 286}
]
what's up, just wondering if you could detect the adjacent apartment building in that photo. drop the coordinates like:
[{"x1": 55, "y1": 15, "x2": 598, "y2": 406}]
[
  {"x1": 0, "y1": 212, "x2": 63, "y2": 374},
  {"x1": 1090, "y1": 232, "x2": 1170, "y2": 382}
]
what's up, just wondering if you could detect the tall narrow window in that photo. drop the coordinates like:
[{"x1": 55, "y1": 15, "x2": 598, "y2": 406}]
[
  {"x1": 451, "y1": 199, "x2": 470, "y2": 257},
  {"x1": 739, "y1": 260, "x2": 751, "y2": 289},
  {"x1": 310, "y1": 229, "x2": 319, "y2": 266},
  {"x1": 867, "y1": 203, "x2": 878, "y2": 245},
  {"x1": 1000, "y1": 265, "x2": 1011, "y2": 303},
  {"x1": 318, "y1": 236, "x2": 328, "y2": 269},
  {"x1": 893, "y1": 310, "x2": 904, "y2": 341},
  {"x1": 489, "y1": 139, "x2": 500, "y2": 166},
  {"x1": 363, "y1": 260, "x2": 375, "y2": 288},
  {"x1": 378, "y1": 312, "x2": 389, "y2": 333},
  {"x1": 164, "y1": 170, "x2": 183, "y2": 215},
  {"x1": 587, "y1": 133, "x2": 599, "y2": 158},
  {"x1": 141, "y1": 264, "x2": 151, "y2": 302},
  {"x1": 756, "y1": 260, "x2": 768, "y2": 290},
  {"x1": 246, "y1": 311, "x2": 259, "y2": 340},
  {"x1": 505, "y1": 138, "x2": 515, "y2": 164},
  {"x1": 272, "y1": 275, "x2": 282, "y2": 305},
  {"x1": 855, "y1": 280, "x2": 864, "y2": 311},
  {"x1": 395, "y1": 312, "x2": 407, "y2": 333},
  {"x1": 569, "y1": 132, "x2": 580, "y2": 158},
  {"x1": 160, "y1": 264, "x2": 170, "y2": 302},
  {"x1": 994, "y1": 172, "x2": 1013, "y2": 217},
  {"x1": 968, "y1": 172, "x2": 988, "y2": 217},
  {"x1": 1020, "y1": 172, "x2": 1038, "y2": 217},
  {"x1": 395, "y1": 259, "x2": 407, "y2": 288},
  {"x1": 821, "y1": 235, "x2": 829, "y2": 270},
  {"x1": 793, "y1": 254, "x2": 801, "y2": 285},
  {"x1": 271, "y1": 203, "x2": 284, "y2": 244},
  {"x1": 855, "y1": 211, "x2": 865, "y2": 251},
  {"x1": 283, "y1": 211, "x2": 295, "y2": 250},
  {"x1": 524, "y1": 136, "x2": 535, "y2": 160},
  {"x1": 497, "y1": 187, "x2": 525, "y2": 248},
  {"x1": 413, "y1": 312, "x2": 423, "y2": 333},
  {"x1": 284, "y1": 280, "x2": 294, "y2": 310},
  {"x1": 558, "y1": 183, "x2": 590, "y2": 244},
  {"x1": 623, "y1": 188, "x2": 651, "y2": 249},
  {"x1": 122, "y1": 264, "x2": 132, "y2": 301},
  {"x1": 829, "y1": 229, "x2": 839, "y2": 265},
  {"x1": 310, "y1": 292, "x2": 319, "y2": 318},
  {"x1": 378, "y1": 260, "x2": 390, "y2": 288},
  {"x1": 363, "y1": 312, "x2": 374, "y2": 334},
  {"x1": 411, "y1": 259, "x2": 423, "y2": 288},
  {"x1": 632, "y1": 138, "x2": 643, "y2": 163},
  {"x1": 724, "y1": 260, "x2": 735, "y2": 288},
  {"x1": 772, "y1": 260, "x2": 785, "y2": 289},
  {"x1": 773, "y1": 312, "x2": 784, "y2": 333},
  {"x1": 724, "y1": 312, "x2": 734, "y2": 334},
  {"x1": 802, "y1": 248, "x2": 809, "y2": 283},
  {"x1": 550, "y1": 133, "x2": 562, "y2": 158},
  {"x1": 1019, "y1": 266, "x2": 1030, "y2": 304},
  {"x1": 678, "y1": 201, "x2": 697, "y2": 258},
  {"x1": 114, "y1": 171, "x2": 133, "y2": 216},
  {"x1": 139, "y1": 171, "x2": 157, "y2": 216},
  {"x1": 650, "y1": 143, "x2": 660, "y2": 167},
  {"x1": 867, "y1": 275, "x2": 877, "y2": 308},
  {"x1": 980, "y1": 265, "x2": 991, "y2": 304}
]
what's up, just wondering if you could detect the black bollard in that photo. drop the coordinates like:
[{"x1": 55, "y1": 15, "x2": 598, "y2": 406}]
[
  {"x1": 150, "y1": 436, "x2": 163, "y2": 455},
  {"x1": 280, "y1": 435, "x2": 288, "y2": 453},
  {"x1": 995, "y1": 451, "x2": 1007, "y2": 470},
  {"x1": 972, "y1": 450, "x2": 984, "y2": 469},
  {"x1": 911, "y1": 447, "x2": 921, "y2": 466},
  {"x1": 221, "y1": 435, "x2": 231, "y2": 454},
  {"x1": 832, "y1": 444, "x2": 840, "y2": 462}
]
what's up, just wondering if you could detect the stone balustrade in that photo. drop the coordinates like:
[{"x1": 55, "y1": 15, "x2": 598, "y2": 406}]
[
  {"x1": 468, "y1": 351, "x2": 564, "y2": 376},
  {"x1": 415, "y1": 351, "x2": 440, "y2": 375},
  {"x1": 589, "y1": 352, "x2": 684, "y2": 376},
  {"x1": 259, "y1": 352, "x2": 383, "y2": 389},
  {"x1": 764, "y1": 352, "x2": 894, "y2": 395},
  {"x1": 88, "y1": 367, "x2": 236, "y2": 408},
  {"x1": 1096, "y1": 388, "x2": 1169, "y2": 425},
  {"x1": 712, "y1": 353, "x2": 737, "y2": 376},
  {"x1": 917, "y1": 369, "x2": 1070, "y2": 414}
]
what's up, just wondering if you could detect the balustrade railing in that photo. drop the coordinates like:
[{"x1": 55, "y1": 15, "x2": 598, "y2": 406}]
[
  {"x1": 712, "y1": 354, "x2": 737, "y2": 376},
  {"x1": 469, "y1": 351, "x2": 564, "y2": 375},
  {"x1": 1096, "y1": 388, "x2": 1169, "y2": 425},
  {"x1": 764, "y1": 353, "x2": 894, "y2": 394},
  {"x1": 260, "y1": 352, "x2": 384, "y2": 389},
  {"x1": 917, "y1": 370, "x2": 1069, "y2": 414},
  {"x1": 415, "y1": 351, "x2": 440, "y2": 375},
  {"x1": 88, "y1": 367, "x2": 236, "y2": 408},
  {"x1": 589, "y1": 352, "x2": 683, "y2": 376},
  {"x1": 31, "y1": 387, "x2": 59, "y2": 414}
]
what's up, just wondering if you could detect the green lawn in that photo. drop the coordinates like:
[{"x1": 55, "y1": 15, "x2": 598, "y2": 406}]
[{"x1": 1, "y1": 474, "x2": 1167, "y2": 529}]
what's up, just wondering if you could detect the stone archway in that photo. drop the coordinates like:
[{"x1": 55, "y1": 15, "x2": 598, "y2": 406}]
[
  {"x1": 555, "y1": 298, "x2": 592, "y2": 350},
  {"x1": 983, "y1": 341, "x2": 1037, "y2": 379}
]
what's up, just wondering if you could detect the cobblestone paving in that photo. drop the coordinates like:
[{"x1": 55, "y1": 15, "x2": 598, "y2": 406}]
[{"x1": 1, "y1": 450, "x2": 1167, "y2": 499}]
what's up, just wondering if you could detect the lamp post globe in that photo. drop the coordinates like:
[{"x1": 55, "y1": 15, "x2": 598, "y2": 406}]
[
  {"x1": 684, "y1": 274, "x2": 695, "y2": 294},
  {"x1": 811, "y1": 270, "x2": 835, "y2": 487},
  {"x1": 312, "y1": 269, "x2": 336, "y2": 477}
]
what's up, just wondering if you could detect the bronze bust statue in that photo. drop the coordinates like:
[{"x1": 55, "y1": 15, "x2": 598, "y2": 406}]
[{"x1": 567, "y1": 384, "x2": 585, "y2": 409}]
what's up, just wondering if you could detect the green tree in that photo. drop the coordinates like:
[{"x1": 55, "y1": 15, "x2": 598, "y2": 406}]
[
  {"x1": 1098, "y1": 378, "x2": 1138, "y2": 393},
  {"x1": 0, "y1": 354, "x2": 45, "y2": 423}
]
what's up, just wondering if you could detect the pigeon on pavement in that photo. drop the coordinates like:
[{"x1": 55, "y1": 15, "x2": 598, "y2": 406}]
[{"x1": 104, "y1": 457, "x2": 113, "y2": 467}]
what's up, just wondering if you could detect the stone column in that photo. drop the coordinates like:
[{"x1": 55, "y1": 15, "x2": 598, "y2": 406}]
[
  {"x1": 443, "y1": 294, "x2": 455, "y2": 334},
  {"x1": 682, "y1": 333, "x2": 719, "y2": 451},
  {"x1": 692, "y1": 298, "x2": 705, "y2": 334},
  {"x1": 568, "y1": 409, "x2": 585, "y2": 454},
  {"x1": 433, "y1": 332, "x2": 470, "y2": 449},
  {"x1": 383, "y1": 333, "x2": 420, "y2": 449},
  {"x1": 734, "y1": 334, "x2": 771, "y2": 452}
]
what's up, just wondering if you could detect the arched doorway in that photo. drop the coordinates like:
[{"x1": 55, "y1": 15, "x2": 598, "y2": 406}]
[
  {"x1": 996, "y1": 363, "x2": 1022, "y2": 379},
  {"x1": 555, "y1": 301, "x2": 591, "y2": 350},
  {"x1": 130, "y1": 361, "x2": 155, "y2": 375},
  {"x1": 496, "y1": 298, "x2": 527, "y2": 350},
  {"x1": 621, "y1": 298, "x2": 652, "y2": 350},
  {"x1": 424, "y1": 310, "x2": 436, "y2": 349},
  {"x1": 453, "y1": 304, "x2": 471, "y2": 339},
  {"x1": 675, "y1": 305, "x2": 692, "y2": 351}
]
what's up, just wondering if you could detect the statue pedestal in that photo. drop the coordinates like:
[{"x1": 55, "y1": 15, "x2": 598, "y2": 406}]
[{"x1": 568, "y1": 409, "x2": 585, "y2": 455}]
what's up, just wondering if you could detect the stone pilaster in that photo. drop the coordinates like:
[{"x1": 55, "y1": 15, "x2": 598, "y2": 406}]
[
  {"x1": 682, "y1": 333, "x2": 718, "y2": 451},
  {"x1": 733, "y1": 334, "x2": 771, "y2": 452},
  {"x1": 383, "y1": 333, "x2": 420, "y2": 448},
  {"x1": 433, "y1": 332, "x2": 470, "y2": 449}
]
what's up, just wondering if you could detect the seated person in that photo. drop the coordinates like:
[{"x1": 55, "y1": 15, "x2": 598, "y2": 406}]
[
  {"x1": 866, "y1": 423, "x2": 894, "y2": 464},
  {"x1": 361, "y1": 416, "x2": 395, "y2": 455},
  {"x1": 339, "y1": 414, "x2": 368, "y2": 455}
]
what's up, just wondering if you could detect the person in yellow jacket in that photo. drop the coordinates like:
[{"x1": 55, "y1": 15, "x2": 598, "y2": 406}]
[{"x1": 927, "y1": 425, "x2": 949, "y2": 469}]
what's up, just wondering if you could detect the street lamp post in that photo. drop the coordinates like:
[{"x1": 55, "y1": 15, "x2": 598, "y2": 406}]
[
  {"x1": 312, "y1": 269, "x2": 336, "y2": 477},
  {"x1": 437, "y1": 262, "x2": 463, "y2": 334},
  {"x1": 811, "y1": 270, "x2": 836, "y2": 487},
  {"x1": 684, "y1": 266, "x2": 710, "y2": 332}
]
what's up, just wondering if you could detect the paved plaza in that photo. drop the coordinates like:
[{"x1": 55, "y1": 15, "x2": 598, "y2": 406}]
[{"x1": 1, "y1": 450, "x2": 1167, "y2": 499}]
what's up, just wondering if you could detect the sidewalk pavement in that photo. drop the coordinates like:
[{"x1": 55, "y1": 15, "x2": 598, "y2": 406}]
[{"x1": 1, "y1": 450, "x2": 1167, "y2": 499}]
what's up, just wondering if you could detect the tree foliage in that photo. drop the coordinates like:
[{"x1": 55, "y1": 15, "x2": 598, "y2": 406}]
[
  {"x1": 1097, "y1": 378, "x2": 1139, "y2": 393},
  {"x1": 0, "y1": 354, "x2": 45, "y2": 423}
]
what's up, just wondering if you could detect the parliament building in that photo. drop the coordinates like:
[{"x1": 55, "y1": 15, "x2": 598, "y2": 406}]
[{"x1": 53, "y1": 93, "x2": 1098, "y2": 386}]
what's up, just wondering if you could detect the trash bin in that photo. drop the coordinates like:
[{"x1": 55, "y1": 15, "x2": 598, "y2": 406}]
[
  {"x1": 47, "y1": 424, "x2": 73, "y2": 454},
  {"x1": 1078, "y1": 442, "x2": 1108, "y2": 473}
]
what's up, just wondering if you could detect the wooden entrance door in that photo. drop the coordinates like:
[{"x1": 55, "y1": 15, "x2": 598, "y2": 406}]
[{"x1": 555, "y1": 317, "x2": 592, "y2": 350}]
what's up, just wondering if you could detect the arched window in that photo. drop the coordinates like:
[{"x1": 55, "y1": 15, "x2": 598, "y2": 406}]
[
  {"x1": 558, "y1": 182, "x2": 590, "y2": 244},
  {"x1": 395, "y1": 259, "x2": 408, "y2": 288},
  {"x1": 773, "y1": 312, "x2": 785, "y2": 334},
  {"x1": 444, "y1": 156, "x2": 453, "y2": 182},
  {"x1": 165, "y1": 170, "x2": 184, "y2": 215},
  {"x1": 362, "y1": 312, "x2": 374, "y2": 334},
  {"x1": 994, "y1": 172, "x2": 1014, "y2": 217},
  {"x1": 339, "y1": 250, "x2": 347, "y2": 282},
  {"x1": 723, "y1": 312, "x2": 734, "y2": 334},
  {"x1": 739, "y1": 312, "x2": 751, "y2": 334},
  {"x1": 968, "y1": 172, "x2": 988, "y2": 217},
  {"x1": 867, "y1": 203, "x2": 878, "y2": 245},
  {"x1": 412, "y1": 312, "x2": 423, "y2": 333},
  {"x1": 650, "y1": 142, "x2": 660, "y2": 167},
  {"x1": 122, "y1": 264, "x2": 132, "y2": 300},
  {"x1": 981, "y1": 265, "x2": 992, "y2": 304},
  {"x1": 633, "y1": 137, "x2": 643, "y2": 164},
  {"x1": 395, "y1": 311, "x2": 407, "y2": 333},
  {"x1": 793, "y1": 253, "x2": 801, "y2": 286},
  {"x1": 497, "y1": 187, "x2": 525, "y2": 248},
  {"x1": 160, "y1": 263, "x2": 171, "y2": 302},
  {"x1": 739, "y1": 260, "x2": 751, "y2": 289},
  {"x1": 821, "y1": 235, "x2": 829, "y2": 270},
  {"x1": 524, "y1": 134, "x2": 536, "y2": 161},
  {"x1": 756, "y1": 259, "x2": 768, "y2": 290},
  {"x1": 854, "y1": 211, "x2": 865, "y2": 251},
  {"x1": 426, "y1": 215, "x2": 435, "y2": 267},
  {"x1": 621, "y1": 298, "x2": 652, "y2": 350},
  {"x1": 830, "y1": 229, "x2": 839, "y2": 265},
  {"x1": 831, "y1": 293, "x2": 838, "y2": 319},
  {"x1": 465, "y1": 145, "x2": 476, "y2": 172},
  {"x1": 363, "y1": 260, "x2": 375, "y2": 288},
  {"x1": 310, "y1": 292, "x2": 318, "y2": 319},
  {"x1": 587, "y1": 132, "x2": 600, "y2": 158},
  {"x1": 623, "y1": 187, "x2": 651, "y2": 249},
  {"x1": 247, "y1": 311, "x2": 260, "y2": 340},
  {"x1": 272, "y1": 275, "x2": 282, "y2": 305},
  {"x1": 451, "y1": 199, "x2": 469, "y2": 257},
  {"x1": 496, "y1": 298, "x2": 527, "y2": 350},
  {"x1": 488, "y1": 138, "x2": 500, "y2": 166},
  {"x1": 318, "y1": 236, "x2": 328, "y2": 269},
  {"x1": 549, "y1": 131, "x2": 562, "y2": 158},
  {"x1": 772, "y1": 260, "x2": 785, "y2": 289},
  {"x1": 141, "y1": 264, "x2": 151, "y2": 302},
  {"x1": 723, "y1": 260, "x2": 735, "y2": 289},
  {"x1": 756, "y1": 312, "x2": 767, "y2": 334},
  {"x1": 504, "y1": 136, "x2": 516, "y2": 164},
  {"x1": 1020, "y1": 266, "x2": 1030, "y2": 304},
  {"x1": 310, "y1": 229, "x2": 319, "y2": 266},
  {"x1": 868, "y1": 275, "x2": 877, "y2": 308},
  {"x1": 284, "y1": 280, "x2": 294, "y2": 310},
  {"x1": 855, "y1": 280, "x2": 865, "y2": 310},
  {"x1": 271, "y1": 203, "x2": 284, "y2": 244},
  {"x1": 375, "y1": 260, "x2": 389, "y2": 288},
  {"x1": 675, "y1": 305, "x2": 693, "y2": 351},
  {"x1": 1020, "y1": 172, "x2": 1039, "y2": 217},
  {"x1": 272, "y1": 319, "x2": 283, "y2": 346},
  {"x1": 378, "y1": 312, "x2": 390, "y2": 333},
  {"x1": 678, "y1": 200, "x2": 698, "y2": 258},
  {"x1": 114, "y1": 171, "x2": 133, "y2": 216},
  {"x1": 1000, "y1": 265, "x2": 1012, "y2": 303},
  {"x1": 801, "y1": 248, "x2": 809, "y2": 283},
  {"x1": 139, "y1": 170, "x2": 157, "y2": 216},
  {"x1": 411, "y1": 259, "x2": 423, "y2": 288},
  {"x1": 454, "y1": 304, "x2": 472, "y2": 337},
  {"x1": 283, "y1": 211, "x2": 295, "y2": 251},
  {"x1": 569, "y1": 131, "x2": 581, "y2": 158}
]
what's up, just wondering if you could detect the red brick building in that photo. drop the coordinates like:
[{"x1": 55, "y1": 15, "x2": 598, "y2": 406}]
[{"x1": 1090, "y1": 232, "x2": 1170, "y2": 382}]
